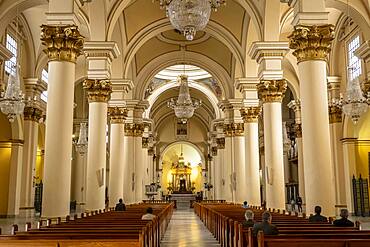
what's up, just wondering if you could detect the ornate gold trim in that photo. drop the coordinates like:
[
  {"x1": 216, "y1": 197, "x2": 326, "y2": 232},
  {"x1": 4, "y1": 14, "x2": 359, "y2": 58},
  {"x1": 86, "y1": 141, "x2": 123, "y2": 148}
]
[
  {"x1": 361, "y1": 79, "x2": 370, "y2": 97},
  {"x1": 142, "y1": 137, "x2": 149, "y2": 148},
  {"x1": 289, "y1": 24, "x2": 335, "y2": 63},
  {"x1": 24, "y1": 106, "x2": 43, "y2": 122},
  {"x1": 83, "y1": 79, "x2": 112, "y2": 103},
  {"x1": 223, "y1": 123, "x2": 244, "y2": 137},
  {"x1": 295, "y1": 123, "x2": 302, "y2": 138},
  {"x1": 124, "y1": 123, "x2": 144, "y2": 137},
  {"x1": 257, "y1": 80, "x2": 287, "y2": 103},
  {"x1": 108, "y1": 107, "x2": 127, "y2": 124},
  {"x1": 329, "y1": 105, "x2": 342, "y2": 124},
  {"x1": 216, "y1": 138, "x2": 225, "y2": 149},
  {"x1": 240, "y1": 106, "x2": 261, "y2": 123},
  {"x1": 40, "y1": 25, "x2": 84, "y2": 63},
  {"x1": 211, "y1": 146, "x2": 218, "y2": 156}
]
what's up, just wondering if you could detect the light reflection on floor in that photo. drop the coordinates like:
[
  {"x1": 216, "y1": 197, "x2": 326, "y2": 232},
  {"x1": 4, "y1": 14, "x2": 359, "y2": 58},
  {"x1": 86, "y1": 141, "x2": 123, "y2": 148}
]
[{"x1": 160, "y1": 209, "x2": 220, "y2": 247}]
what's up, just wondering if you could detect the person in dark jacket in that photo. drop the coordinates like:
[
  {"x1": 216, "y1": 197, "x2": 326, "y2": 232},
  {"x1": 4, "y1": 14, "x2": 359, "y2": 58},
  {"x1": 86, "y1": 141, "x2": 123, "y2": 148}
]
[
  {"x1": 308, "y1": 206, "x2": 327, "y2": 222},
  {"x1": 115, "y1": 198, "x2": 126, "y2": 211},
  {"x1": 252, "y1": 211, "x2": 279, "y2": 236},
  {"x1": 333, "y1": 209, "x2": 354, "y2": 227},
  {"x1": 242, "y1": 210, "x2": 255, "y2": 228}
]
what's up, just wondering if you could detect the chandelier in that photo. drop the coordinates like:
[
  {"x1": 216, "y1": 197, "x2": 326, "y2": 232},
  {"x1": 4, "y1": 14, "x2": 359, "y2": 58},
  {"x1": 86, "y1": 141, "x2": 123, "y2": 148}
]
[
  {"x1": 340, "y1": 67, "x2": 368, "y2": 124},
  {"x1": 156, "y1": 0, "x2": 226, "y2": 41},
  {"x1": 75, "y1": 122, "x2": 88, "y2": 155},
  {"x1": 168, "y1": 75, "x2": 201, "y2": 123},
  {"x1": 0, "y1": 65, "x2": 25, "y2": 122}
]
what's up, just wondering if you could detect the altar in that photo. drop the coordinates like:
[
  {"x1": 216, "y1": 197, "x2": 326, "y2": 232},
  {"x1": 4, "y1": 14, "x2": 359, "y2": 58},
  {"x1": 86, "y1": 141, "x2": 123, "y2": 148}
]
[{"x1": 171, "y1": 193, "x2": 196, "y2": 209}]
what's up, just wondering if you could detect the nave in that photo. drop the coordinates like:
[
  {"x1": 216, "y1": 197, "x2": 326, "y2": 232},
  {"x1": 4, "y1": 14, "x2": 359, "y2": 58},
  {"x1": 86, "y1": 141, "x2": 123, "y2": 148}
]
[{"x1": 160, "y1": 209, "x2": 220, "y2": 247}]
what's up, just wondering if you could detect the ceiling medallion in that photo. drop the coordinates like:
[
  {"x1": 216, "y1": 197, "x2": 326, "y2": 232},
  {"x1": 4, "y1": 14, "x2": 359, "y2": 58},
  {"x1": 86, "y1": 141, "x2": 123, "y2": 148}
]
[{"x1": 155, "y1": 0, "x2": 226, "y2": 41}]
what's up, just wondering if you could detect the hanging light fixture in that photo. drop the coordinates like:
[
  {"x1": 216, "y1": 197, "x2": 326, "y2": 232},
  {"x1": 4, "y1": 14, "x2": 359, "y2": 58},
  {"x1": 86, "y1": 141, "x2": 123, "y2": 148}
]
[
  {"x1": 168, "y1": 74, "x2": 201, "y2": 123},
  {"x1": 75, "y1": 122, "x2": 88, "y2": 155},
  {"x1": 0, "y1": 5, "x2": 25, "y2": 122},
  {"x1": 0, "y1": 65, "x2": 25, "y2": 122},
  {"x1": 341, "y1": 67, "x2": 368, "y2": 124},
  {"x1": 155, "y1": 0, "x2": 226, "y2": 41}
]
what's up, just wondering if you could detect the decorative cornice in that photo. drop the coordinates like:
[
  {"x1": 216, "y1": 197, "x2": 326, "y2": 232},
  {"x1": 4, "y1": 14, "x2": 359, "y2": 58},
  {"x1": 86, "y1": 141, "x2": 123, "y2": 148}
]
[
  {"x1": 216, "y1": 138, "x2": 225, "y2": 149},
  {"x1": 257, "y1": 79, "x2": 287, "y2": 103},
  {"x1": 223, "y1": 123, "x2": 244, "y2": 137},
  {"x1": 329, "y1": 105, "x2": 342, "y2": 124},
  {"x1": 40, "y1": 25, "x2": 84, "y2": 63},
  {"x1": 240, "y1": 106, "x2": 261, "y2": 123},
  {"x1": 23, "y1": 106, "x2": 43, "y2": 122},
  {"x1": 289, "y1": 24, "x2": 335, "y2": 63},
  {"x1": 124, "y1": 123, "x2": 144, "y2": 137},
  {"x1": 108, "y1": 107, "x2": 127, "y2": 124},
  {"x1": 83, "y1": 79, "x2": 112, "y2": 103}
]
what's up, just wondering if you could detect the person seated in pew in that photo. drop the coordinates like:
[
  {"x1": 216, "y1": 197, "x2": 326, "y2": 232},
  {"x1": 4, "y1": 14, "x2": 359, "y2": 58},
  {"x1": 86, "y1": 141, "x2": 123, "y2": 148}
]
[
  {"x1": 252, "y1": 211, "x2": 279, "y2": 236},
  {"x1": 308, "y1": 206, "x2": 328, "y2": 222},
  {"x1": 242, "y1": 210, "x2": 255, "y2": 228},
  {"x1": 141, "y1": 207, "x2": 156, "y2": 220},
  {"x1": 333, "y1": 209, "x2": 354, "y2": 227},
  {"x1": 115, "y1": 198, "x2": 126, "y2": 211},
  {"x1": 242, "y1": 201, "x2": 249, "y2": 209}
]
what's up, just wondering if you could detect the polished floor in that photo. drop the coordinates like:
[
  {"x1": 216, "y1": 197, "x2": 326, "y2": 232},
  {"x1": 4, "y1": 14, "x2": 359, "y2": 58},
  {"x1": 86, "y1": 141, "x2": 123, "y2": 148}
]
[{"x1": 160, "y1": 209, "x2": 220, "y2": 247}]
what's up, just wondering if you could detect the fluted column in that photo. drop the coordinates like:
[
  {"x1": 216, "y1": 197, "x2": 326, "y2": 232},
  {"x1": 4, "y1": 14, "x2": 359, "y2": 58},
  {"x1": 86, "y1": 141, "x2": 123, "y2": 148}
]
[
  {"x1": 108, "y1": 107, "x2": 127, "y2": 207},
  {"x1": 20, "y1": 106, "x2": 43, "y2": 214},
  {"x1": 289, "y1": 24, "x2": 336, "y2": 216},
  {"x1": 215, "y1": 135, "x2": 225, "y2": 200},
  {"x1": 241, "y1": 107, "x2": 262, "y2": 206},
  {"x1": 41, "y1": 25, "x2": 84, "y2": 218},
  {"x1": 257, "y1": 80, "x2": 287, "y2": 210},
  {"x1": 84, "y1": 79, "x2": 112, "y2": 211},
  {"x1": 223, "y1": 123, "x2": 246, "y2": 203},
  {"x1": 123, "y1": 123, "x2": 144, "y2": 203},
  {"x1": 288, "y1": 100, "x2": 305, "y2": 207}
]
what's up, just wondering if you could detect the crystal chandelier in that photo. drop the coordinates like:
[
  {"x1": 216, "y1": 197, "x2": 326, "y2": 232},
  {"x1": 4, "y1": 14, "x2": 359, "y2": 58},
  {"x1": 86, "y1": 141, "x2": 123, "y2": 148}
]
[
  {"x1": 0, "y1": 65, "x2": 25, "y2": 122},
  {"x1": 156, "y1": 0, "x2": 226, "y2": 41},
  {"x1": 341, "y1": 67, "x2": 369, "y2": 124},
  {"x1": 75, "y1": 122, "x2": 88, "y2": 155},
  {"x1": 168, "y1": 75, "x2": 201, "y2": 123}
]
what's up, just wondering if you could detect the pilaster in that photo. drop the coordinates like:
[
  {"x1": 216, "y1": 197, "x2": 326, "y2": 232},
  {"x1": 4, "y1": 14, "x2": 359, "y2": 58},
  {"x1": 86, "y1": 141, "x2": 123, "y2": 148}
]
[{"x1": 248, "y1": 42, "x2": 290, "y2": 80}]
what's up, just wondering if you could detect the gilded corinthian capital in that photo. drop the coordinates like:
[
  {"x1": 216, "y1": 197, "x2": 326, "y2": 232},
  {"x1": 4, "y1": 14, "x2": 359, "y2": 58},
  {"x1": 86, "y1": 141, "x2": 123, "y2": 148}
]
[
  {"x1": 257, "y1": 80, "x2": 287, "y2": 103},
  {"x1": 223, "y1": 123, "x2": 244, "y2": 137},
  {"x1": 83, "y1": 79, "x2": 112, "y2": 102},
  {"x1": 24, "y1": 106, "x2": 43, "y2": 122},
  {"x1": 240, "y1": 106, "x2": 261, "y2": 123},
  {"x1": 108, "y1": 107, "x2": 128, "y2": 124},
  {"x1": 289, "y1": 24, "x2": 335, "y2": 63},
  {"x1": 328, "y1": 105, "x2": 342, "y2": 124},
  {"x1": 41, "y1": 25, "x2": 84, "y2": 63},
  {"x1": 124, "y1": 123, "x2": 145, "y2": 137}
]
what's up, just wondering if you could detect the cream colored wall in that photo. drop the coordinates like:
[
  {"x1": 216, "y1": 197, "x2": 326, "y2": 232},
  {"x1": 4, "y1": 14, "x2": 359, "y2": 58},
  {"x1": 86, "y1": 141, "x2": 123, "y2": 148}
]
[{"x1": 354, "y1": 111, "x2": 370, "y2": 179}]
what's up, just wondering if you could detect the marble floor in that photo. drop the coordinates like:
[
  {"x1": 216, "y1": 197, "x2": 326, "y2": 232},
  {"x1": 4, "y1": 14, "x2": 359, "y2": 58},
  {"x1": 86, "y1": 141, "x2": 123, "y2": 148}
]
[{"x1": 160, "y1": 209, "x2": 220, "y2": 247}]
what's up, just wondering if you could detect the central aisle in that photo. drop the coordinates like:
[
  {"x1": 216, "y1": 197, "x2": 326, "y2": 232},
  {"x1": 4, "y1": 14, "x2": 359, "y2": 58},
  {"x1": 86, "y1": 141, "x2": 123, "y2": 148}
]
[{"x1": 160, "y1": 209, "x2": 221, "y2": 247}]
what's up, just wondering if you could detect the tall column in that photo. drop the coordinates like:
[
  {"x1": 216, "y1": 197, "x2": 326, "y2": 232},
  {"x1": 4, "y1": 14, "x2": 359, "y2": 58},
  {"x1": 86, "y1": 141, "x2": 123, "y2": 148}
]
[
  {"x1": 41, "y1": 25, "x2": 84, "y2": 218},
  {"x1": 84, "y1": 79, "x2": 112, "y2": 211},
  {"x1": 257, "y1": 80, "x2": 287, "y2": 210},
  {"x1": 108, "y1": 107, "x2": 127, "y2": 207},
  {"x1": 289, "y1": 24, "x2": 336, "y2": 216},
  {"x1": 123, "y1": 124, "x2": 135, "y2": 204},
  {"x1": 20, "y1": 106, "x2": 43, "y2": 214},
  {"x1": 241, "y1": 107, "x2": 262, "y2": 206},
  {"x1": 223, "y1": 123, "x2": 246, "y2": 203},
  {"x1": 71, "y1": 144, "x2": 87, "y2": 210},
  {"x1": 215, "y1": 136, "x2": 225, "y2": 200},
  {"x1": 341, "y1": 138, "x2": 358, "y2": 214},
  {"x1": 288, "y1": 100, "x2": 305, "y2": 207}
]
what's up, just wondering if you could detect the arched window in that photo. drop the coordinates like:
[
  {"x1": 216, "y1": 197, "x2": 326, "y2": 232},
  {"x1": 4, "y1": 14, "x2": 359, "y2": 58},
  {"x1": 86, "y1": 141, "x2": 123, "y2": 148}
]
[
  {"x1": 5, "y1": 34, "x2": 18, "y2": 75},
  {"x1": 347, "y1": 35, "x2": 362, "y2": 81}
]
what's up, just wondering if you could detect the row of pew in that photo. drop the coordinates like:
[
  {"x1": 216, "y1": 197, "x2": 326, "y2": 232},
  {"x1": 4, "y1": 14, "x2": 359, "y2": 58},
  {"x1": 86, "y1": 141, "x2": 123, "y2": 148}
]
[
  {"x1": 0, "y1": 202, "x2": 174, "y2": 247},
  {"x1": 194, "y1": 202, "x2": 370, "y2": 247}
]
